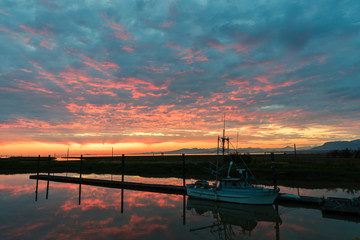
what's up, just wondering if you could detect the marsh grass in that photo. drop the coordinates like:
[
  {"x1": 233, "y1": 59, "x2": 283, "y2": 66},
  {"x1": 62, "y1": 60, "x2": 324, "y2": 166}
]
[{"x1": 1, "y1": 153, "x2": 359, "y2": 189}]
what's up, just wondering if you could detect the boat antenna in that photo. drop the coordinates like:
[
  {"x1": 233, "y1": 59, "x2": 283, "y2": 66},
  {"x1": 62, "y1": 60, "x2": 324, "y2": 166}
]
[{"x1": 222, "y1": 113, "x2": 226, "y2": 156}]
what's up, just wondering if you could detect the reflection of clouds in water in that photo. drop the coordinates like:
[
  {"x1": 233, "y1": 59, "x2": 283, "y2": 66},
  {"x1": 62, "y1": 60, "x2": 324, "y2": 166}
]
[{"x1": 1, "y1": 174, "x2": 360, "y2": 240}]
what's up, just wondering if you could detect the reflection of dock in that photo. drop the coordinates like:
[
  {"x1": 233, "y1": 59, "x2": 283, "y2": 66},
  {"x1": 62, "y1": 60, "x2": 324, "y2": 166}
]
[
  {"x1": 29, "y1": 174, "x2": 360, "y2": 218},
  {"x1": 30, "y1": 174, "x2": 186, "y2": 195}
]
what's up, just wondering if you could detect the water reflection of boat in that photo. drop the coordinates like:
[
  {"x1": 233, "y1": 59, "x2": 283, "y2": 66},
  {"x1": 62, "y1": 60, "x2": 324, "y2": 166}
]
[{"x1": 187, "y1": 197, "x2": 281, "y2": 235}]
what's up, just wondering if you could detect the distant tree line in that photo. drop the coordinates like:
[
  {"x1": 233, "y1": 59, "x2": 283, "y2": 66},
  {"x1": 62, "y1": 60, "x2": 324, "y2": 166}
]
[{"x1": 327, "y1": 148, "x2": 360, "y2": 158}]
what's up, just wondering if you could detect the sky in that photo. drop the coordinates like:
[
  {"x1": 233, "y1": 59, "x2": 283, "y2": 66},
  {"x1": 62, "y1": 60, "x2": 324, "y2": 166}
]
[{"x1": 1, "y1": 0, "x2": 360, "y2": 156}]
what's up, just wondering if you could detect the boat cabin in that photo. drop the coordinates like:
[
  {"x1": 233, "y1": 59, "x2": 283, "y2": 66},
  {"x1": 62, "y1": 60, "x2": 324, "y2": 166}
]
[{"x1": 220, "y1": 178, "x2": 250, "y2": 188}]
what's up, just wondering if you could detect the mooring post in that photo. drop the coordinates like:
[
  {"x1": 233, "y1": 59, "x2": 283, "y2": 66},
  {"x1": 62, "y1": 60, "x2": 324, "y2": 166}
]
[
  {"x1": 182, "y1": 153, "x2": 185, "y2": 187},
  {"x1": 122, "y1": 154, "x2": 125, "y2": 182},
  {"x1": 48, "y1": 155, "x2": 51, "y2": 176},
  {"x1": 80, "y1": 154, "x2": 83, "y2": 179},
  {"x1": 37, "y1": 155, "x2": 40, "y2": 176},
  {"x1": 271, "y1": 152, "x2": 277, "y2": 189}
]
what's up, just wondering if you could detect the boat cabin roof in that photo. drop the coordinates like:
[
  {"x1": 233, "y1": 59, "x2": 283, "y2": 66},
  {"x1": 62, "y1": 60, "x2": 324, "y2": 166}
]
[{"x1": 221, "y1": 178, "x2": 242, "y2": 182}]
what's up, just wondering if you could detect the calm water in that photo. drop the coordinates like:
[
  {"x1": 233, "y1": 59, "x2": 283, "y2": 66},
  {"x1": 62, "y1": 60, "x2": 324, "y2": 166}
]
[{"x1": 0, "y1": 174, "x2": 359, "y2": 240}]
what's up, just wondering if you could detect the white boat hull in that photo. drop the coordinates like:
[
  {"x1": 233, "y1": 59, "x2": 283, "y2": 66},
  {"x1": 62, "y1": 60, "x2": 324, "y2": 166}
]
[{"x1": 186, "y1": 185, "x2": 279, "y2": 205}]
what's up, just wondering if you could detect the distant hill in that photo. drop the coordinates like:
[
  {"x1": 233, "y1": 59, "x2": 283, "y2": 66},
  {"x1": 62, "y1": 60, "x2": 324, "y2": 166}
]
[
  {"x1": 145, "y1": 139, "x2": 360, "y2": 155},
  {"x1": 148, "y1": 146, "x2": 309, "y2": 155},
  {"x1": 310, "y1": 139, "x2": 360, "y2": 151}
]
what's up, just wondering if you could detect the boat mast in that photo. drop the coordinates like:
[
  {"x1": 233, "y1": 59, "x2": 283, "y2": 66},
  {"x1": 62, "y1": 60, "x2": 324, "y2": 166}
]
[
  {"x1": 216, "y1": 136, "x2": 220, "y2": 184},
  {"x1": 220, "y1": 113, "x2": 229, "y2": 178}
]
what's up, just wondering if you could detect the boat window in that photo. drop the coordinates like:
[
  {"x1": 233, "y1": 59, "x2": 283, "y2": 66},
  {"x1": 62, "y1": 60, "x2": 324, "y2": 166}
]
[{"x1": 224, "y1": 181, "x2": 241, "y2": 187}]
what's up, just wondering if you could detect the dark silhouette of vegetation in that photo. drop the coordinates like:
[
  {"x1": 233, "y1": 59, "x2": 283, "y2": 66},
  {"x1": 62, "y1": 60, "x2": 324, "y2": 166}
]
[
  {"x1": 327, "y1": 148, "x2": 360, "y2": 158},
  {"x1": 229, "y1": 152, "x2": 252, "y2": 164}
]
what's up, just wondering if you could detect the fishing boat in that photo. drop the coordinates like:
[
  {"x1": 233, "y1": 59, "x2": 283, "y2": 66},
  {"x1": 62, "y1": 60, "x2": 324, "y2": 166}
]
[{"x1": 186, "y1": 122, "x2": 280, "y2": 205}]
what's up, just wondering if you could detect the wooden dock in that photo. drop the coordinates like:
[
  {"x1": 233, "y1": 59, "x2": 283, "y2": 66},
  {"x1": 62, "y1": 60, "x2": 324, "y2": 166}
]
[
  {"x1": 322, "y1": 197, "x2": 360, "y2": 216},
  {"x1": 29, "y1": 174, "x2": 186, "y2": 195},
  {"x1": 277, "y1": 193, "x2": 325, "y2": 205}
]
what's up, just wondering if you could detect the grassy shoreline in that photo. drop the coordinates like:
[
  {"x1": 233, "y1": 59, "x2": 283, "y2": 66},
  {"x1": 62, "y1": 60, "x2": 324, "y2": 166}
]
[{"x1": 1, "y1": 154, "x2": 359, "y2": 190}]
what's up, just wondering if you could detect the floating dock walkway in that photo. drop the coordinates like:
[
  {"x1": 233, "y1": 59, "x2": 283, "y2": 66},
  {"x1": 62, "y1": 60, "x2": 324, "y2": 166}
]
[{"x1": 30, "y1": 174, "x2": 186, "y2": 195}]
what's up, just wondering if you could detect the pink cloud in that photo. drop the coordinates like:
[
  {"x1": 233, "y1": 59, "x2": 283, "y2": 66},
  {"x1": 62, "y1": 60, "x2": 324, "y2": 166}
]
[
  {"x1": 166, "y1": 43, "x2": 209, "y2": 64},
  {"x1": 0, "y1": 26, "x2": 10, "y2": 32},
  {"x1": 81, "y1": 55, "x2": 120, "y2": 76},
  {"x1": 195, "y1": 54, "x2": 208, "y2": 62},
  {"x1": 161, "y1": 21, "x2": 174, "y2": 28},
  {"x1": 0, "y1": 26, "x2": 31, "y2": 43},
  {"x1": 234, "y1": 43, "x2": 248, "y2": 53},
  {"x1": 20, "y1": 68, "x2": 32, "y2": 73},
  {"x1": 208, "y1": 41, "x2": 249, "y2": 54},
  {"x1": 20, "y1": 25, "x2": 53, "y2": 36},
  {"x1": 145, "y1": 66, "x2": 170, "y2": 73},
  {"x1": 102, "y1": 14, "x2": 135, "y2": 41},
  {"x1": 208, "y1": 41, "x2": 227, "y2": 51},
  {"x1": 40, "y1": 38, "x2": 55, "y2": 50},
  {"x1": 315, "y1": 55, "x2": 328, "y2": 64},
  {"x1": 0, "y1": 87, "x2": 21, "y2": 92},
  {"x1": 122, "y1": 46, "x2": 134, "y2": 52},
  {"x1": 17, "y1": 80, "x2": 54, "y2": 94},
  {"x1": 0, "y1": 9, "x2": 11, "y2": 16}
]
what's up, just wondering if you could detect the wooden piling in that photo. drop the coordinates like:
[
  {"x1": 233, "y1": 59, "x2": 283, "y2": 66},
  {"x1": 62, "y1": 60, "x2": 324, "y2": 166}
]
[
  {"x1": 271, "y1": 152, "x2": 277, "y2": 189},
  {"x1": 121, "y1": 154, "x2": 125, "y2": 182},
  {"x1": 182, "y1": 153, "x2": 185, "y2": 187},
  {"x1": 80, "y1": 155, "x2": 83, "y2": 179},
  {"x1": 37, "y1": 155, "x2": 40, "y2": 176},
  {"x1": 47, "y1": 155, "x2": 51, "y2": 176}
]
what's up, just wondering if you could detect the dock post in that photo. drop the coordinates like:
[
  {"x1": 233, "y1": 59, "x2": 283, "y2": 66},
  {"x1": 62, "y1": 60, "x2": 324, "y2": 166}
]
[
  {"x1": 122, "y1": 154, "x2": 125, "y2": 182},
  {"x1": 37, "y1": 155, "x2": 40, "y2": 176},
  {"x1": 80, "y1": 155, "x2": 83, "y2": 179},
  {"x1": 271, "y1": 152, "x2": 277, "y2": 189},
  {"x1": 182, "y1": 154, "x2": 185, "y2": 187},
  {"x1": 47, "y1": 155, "x2": 51, "y2": 176}
]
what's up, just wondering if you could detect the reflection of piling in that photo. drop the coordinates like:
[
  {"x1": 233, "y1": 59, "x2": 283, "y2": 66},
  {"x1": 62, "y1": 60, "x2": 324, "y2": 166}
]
[
  {"x1": 275, "y1": 203, "x2": 280, "y2": 240},
  {"x1": 78, "y1": 184, "x2": 81, "y2": 205},
  {"x1": 183, "y1": 194, "x2": 186, "y2": 225},
  {"x1": 121, "y1": 188, "x2": 124, "y2": 213},
  {"x1": 35, "y1": 155, "x2": 40, "y2": 201},
  {"x1": 46, "y1": 155, "x2": 50, "y2": 199}
]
